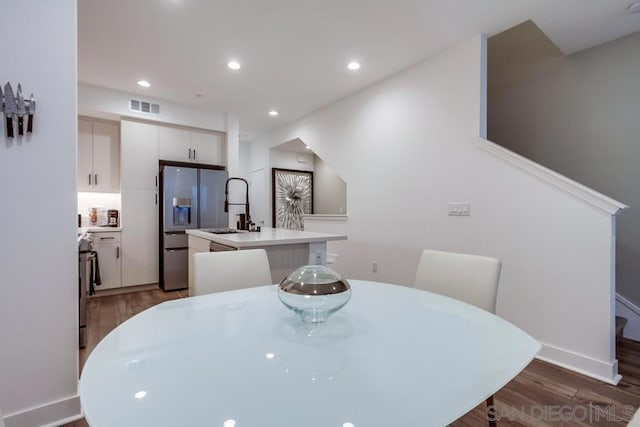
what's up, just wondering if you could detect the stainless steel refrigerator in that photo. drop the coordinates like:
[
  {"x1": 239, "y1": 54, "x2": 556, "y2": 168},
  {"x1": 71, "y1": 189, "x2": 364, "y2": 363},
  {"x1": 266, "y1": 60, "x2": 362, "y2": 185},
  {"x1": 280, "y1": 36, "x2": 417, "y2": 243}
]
[{"x1": 159, "y1": 163, "x2": 228, "y2": 290}]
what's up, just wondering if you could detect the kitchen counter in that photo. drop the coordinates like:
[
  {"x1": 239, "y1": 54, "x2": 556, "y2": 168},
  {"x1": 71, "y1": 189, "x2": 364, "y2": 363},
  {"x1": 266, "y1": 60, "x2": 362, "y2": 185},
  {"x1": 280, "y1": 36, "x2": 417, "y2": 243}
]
[
  {"x1": 79, "y1": 227, "x2": 122, "y2": 233},
  {"x1": 185, "y1": 227, "x2": 348, "y2": 293},
  {"x1": 185, "y1": 227, "x2": 346, "y2": 249}
]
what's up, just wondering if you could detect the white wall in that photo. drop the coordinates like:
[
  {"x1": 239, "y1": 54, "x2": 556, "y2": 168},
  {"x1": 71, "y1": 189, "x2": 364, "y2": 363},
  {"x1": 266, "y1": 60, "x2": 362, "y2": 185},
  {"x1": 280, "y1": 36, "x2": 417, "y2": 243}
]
[
  {"x1": 270, "y1": 150, "x2": 314, "y2": 172},
  {"x1": 0, "y1": 1, "x2": 81, "y2": 425},
  {"x1": 313, "y1": 155, "x2": 347, "y2": 214},
  {"x1": 79, "y1": 84, "x2": 227, "y2": 133},
  {"x1": 488, "y1": 31, "x2": 640, "y2": 306},
  {"x1": 249, "y1": 36, "x2": 621, "y2": 383},
  {"x1": 249, "y1": 141, "x2": 271, "y2": 226}
]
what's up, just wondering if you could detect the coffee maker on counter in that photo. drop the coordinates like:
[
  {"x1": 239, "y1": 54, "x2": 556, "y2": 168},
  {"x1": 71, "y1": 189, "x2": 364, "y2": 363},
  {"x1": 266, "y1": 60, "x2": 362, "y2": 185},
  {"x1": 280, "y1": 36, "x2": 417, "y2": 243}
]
[{"x1": 107, "y1": 209, "x2": 119, "y2": 227}]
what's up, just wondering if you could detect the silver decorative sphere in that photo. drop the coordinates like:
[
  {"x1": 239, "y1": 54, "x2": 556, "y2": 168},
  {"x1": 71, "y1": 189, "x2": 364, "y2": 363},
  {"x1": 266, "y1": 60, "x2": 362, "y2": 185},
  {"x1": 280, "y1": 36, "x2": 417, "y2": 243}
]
[{"x1": 278, "y1": 265, "x2": 351, "y2": 323}]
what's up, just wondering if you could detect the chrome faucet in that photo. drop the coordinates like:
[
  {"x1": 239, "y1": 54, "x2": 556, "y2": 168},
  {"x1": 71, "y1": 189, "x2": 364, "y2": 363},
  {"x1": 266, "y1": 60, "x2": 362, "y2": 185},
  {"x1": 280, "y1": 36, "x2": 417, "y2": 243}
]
[{"x1": 224, "y1": 177, "x2": 252, "y2": 230}]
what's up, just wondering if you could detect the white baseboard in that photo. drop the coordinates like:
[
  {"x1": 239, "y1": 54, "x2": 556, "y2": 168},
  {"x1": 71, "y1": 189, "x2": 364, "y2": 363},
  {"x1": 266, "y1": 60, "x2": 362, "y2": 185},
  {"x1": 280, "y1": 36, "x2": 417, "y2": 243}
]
[
  {"x1": 616, "y1": 293, "x2": 640, "y2": 341},
  {"x1": 89, "y1": 283, "x2": 158, "y2": 298},
  {"x1": 537, "y1": 342, "x2": 620, "y2": 385},
  {"x1": 4, "y1": 395, "x2": 81, "y2": 427}
]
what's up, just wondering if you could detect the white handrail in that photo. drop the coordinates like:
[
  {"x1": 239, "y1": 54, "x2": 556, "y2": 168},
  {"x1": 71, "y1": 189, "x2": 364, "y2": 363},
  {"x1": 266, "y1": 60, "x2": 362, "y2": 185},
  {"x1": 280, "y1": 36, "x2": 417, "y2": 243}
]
[{"x1": 476, "y1": 137, "x2": 628, "y2": 215}]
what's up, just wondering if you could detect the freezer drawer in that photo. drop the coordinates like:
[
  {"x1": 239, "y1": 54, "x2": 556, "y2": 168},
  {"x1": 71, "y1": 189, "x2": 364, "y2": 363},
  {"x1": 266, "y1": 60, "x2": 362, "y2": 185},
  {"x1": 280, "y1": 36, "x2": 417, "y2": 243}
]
[
  {"x1": 164, "y1": 232, "x2": 188, "y2": 249},
  {"x1": 163, "y1": 248, "x2": 188, "y2": 291}
]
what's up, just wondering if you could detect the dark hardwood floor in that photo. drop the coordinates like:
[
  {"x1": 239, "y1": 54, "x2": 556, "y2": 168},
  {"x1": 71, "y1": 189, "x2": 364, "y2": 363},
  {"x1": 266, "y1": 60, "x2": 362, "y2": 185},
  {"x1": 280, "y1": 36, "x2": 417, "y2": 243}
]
[{"x1": 66, "y1": 290, "x2": 640, "y2": 426}]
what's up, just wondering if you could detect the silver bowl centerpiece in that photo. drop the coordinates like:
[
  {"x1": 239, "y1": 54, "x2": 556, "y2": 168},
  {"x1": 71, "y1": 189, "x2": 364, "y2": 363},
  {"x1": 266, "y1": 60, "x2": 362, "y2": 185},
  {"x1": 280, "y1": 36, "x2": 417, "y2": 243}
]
[{"x1": 278, "y1": 265, "x2": 351, "y2": 323}]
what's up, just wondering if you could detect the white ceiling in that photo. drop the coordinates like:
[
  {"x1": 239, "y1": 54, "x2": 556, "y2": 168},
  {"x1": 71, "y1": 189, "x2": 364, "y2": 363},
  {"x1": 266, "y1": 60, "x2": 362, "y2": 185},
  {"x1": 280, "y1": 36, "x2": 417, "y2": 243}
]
[{"x1": 78, "y1": 0, "x2": 640, "y2": 139}]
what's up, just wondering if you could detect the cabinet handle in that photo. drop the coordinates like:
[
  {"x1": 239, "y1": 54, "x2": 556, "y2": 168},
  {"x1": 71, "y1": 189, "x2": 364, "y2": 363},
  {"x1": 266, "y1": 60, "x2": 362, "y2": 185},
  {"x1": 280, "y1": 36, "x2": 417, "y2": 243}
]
[
  {"x1": 94, "y1": 174, "x2": 98, "y2": 186},
  {"x1": 88, "y1": 174, "x2": 92, "y2": 185},
  {"x1": 188, "y1": 148, "x2": 192, "y2": 160},
  {"x1": 155, "y1": 175, "x2": 158, "y2": 187},
  {"x1": 116, "y1": 246, "x2": 120, "y2": 259},
  {"x1": 193, "y1": 149, "x2": 197, "y2": 160},
  {"x1": 100, "y1": 237, "x2": 115, "y2": 240},
  {"x1": 155, "y1": 193, "x2": 158, "y2": 205}
]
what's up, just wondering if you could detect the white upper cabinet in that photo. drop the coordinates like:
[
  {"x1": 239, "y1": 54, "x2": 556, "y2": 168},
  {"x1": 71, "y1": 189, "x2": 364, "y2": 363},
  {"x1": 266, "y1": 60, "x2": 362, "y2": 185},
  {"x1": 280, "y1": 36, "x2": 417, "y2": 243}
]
[
  {"x1": 78, "y1": 119, "x2": 93, "y2": 190},
  {"x1": 158, "y1": 126, "x2": 191, "y2": 162},
  {"x1": 191, "y1": 130, "x2": 224, "y2": 165},
  {"x1": 77, "y1": 118, "x2": 120, "y2": 192},
  {"x1": 158, "y1": 125, "x2": 225, "y2": 166},
  {"x1": 121, "y1": 120, "x2": 159, "y2": 190}
]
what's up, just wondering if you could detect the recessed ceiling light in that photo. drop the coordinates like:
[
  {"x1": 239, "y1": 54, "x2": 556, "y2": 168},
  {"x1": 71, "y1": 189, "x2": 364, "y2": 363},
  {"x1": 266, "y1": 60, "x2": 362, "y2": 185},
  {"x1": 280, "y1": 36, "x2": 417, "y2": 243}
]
[
  {"x1": 347, "y1": 61, "x2": 361, "y2": 71},
  {"x1": 629, "y1": 1, "x2": 640, "y2": 14},
  {"x1": 137, "y1": 80, "x2": 151, "y2": 88},
  {"x1": 269, "y1": 110, "x2": 279, "y2": 116},
  {"x1": 305, "y1": 145, "x2": 311, "y2": 150},
  {"x1": 227, "y1": 61, "x2": 241, "y2": 70}
]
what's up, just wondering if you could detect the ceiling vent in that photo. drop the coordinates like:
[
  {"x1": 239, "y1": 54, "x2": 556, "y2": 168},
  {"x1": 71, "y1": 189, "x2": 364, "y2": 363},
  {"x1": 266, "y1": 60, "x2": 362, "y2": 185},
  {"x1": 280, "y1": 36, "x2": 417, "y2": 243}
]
[{"x1": 129, "y1": 99, "x2": 160, "y2": 115}]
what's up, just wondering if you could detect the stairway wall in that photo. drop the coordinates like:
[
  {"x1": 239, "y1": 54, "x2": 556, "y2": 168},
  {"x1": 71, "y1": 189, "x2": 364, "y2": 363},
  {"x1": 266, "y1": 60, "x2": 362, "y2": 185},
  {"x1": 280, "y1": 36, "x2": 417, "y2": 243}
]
[{"x1": 488, "y1": 30, "x2": 640, "y2": 305}]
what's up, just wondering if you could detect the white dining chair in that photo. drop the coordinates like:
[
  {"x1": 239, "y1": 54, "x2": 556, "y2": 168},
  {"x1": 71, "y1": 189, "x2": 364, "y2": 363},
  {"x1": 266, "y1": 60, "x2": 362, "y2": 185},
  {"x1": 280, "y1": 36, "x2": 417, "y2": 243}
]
[
  {"x1": 414, "y1": 248, "x2": 502, "y2": 427},
  {"x1": 192, "y1": 249, "x2": 272, "y2": 296}
]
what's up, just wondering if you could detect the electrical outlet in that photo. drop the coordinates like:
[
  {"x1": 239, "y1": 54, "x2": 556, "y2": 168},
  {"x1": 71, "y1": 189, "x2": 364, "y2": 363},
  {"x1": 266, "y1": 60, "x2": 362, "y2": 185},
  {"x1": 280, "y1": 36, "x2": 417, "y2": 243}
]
[
  {"x1": 448, "y1": 202, "x2": 471, "y2": 216},
  {"x1": 372, "y1": 262, "x2": 378, "y2": 273}
]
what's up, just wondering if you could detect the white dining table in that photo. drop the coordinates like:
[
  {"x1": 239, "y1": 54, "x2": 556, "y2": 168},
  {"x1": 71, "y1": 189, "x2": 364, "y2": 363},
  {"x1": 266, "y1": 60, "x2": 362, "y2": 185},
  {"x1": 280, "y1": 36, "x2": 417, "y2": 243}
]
[{"x1": 79, "y1": 280, "x2": 540, "y2": 427}]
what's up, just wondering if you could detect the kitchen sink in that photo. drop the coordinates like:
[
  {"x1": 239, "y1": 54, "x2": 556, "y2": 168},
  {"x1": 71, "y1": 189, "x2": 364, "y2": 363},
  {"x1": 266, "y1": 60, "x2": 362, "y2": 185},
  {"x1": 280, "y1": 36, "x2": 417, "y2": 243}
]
[{"x1": 202, "y1": 228, "x2": 238, "y2": 234}]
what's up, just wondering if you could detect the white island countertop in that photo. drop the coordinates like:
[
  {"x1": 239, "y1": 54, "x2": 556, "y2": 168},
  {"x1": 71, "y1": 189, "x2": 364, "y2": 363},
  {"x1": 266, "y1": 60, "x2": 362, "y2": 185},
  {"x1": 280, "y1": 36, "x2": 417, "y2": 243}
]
[{"x1": 186, "y1": 227, "x2": 347, "y2": 248}]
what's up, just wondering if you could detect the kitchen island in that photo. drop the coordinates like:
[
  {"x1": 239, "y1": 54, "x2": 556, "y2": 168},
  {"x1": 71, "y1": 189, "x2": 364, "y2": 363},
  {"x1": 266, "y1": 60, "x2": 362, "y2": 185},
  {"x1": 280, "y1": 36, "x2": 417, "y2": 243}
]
[{"x1": 185, "y1": 227, "x2": 347, "y2": 292}]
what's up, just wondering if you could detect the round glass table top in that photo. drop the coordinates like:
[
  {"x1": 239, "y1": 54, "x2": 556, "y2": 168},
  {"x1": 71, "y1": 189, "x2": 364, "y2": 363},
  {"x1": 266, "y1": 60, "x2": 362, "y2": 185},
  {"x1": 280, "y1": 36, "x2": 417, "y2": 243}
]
[{"x1": 80, "y1": 280, "x2": 540, "y2": 427}]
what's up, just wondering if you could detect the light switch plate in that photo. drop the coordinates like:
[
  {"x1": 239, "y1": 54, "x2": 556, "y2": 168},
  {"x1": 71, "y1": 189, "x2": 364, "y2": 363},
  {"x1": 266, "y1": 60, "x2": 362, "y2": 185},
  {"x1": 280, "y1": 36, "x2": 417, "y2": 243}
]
[{"x1": 448, "y1": 202, "x2": 471, "y2": 216}]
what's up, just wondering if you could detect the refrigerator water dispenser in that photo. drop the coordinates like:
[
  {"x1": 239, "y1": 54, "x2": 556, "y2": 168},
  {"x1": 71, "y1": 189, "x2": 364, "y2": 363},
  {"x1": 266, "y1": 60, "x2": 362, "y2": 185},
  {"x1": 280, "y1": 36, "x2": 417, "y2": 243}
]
[{"x1": 172, "y1": 197, "x2": 192, "y2": 226}]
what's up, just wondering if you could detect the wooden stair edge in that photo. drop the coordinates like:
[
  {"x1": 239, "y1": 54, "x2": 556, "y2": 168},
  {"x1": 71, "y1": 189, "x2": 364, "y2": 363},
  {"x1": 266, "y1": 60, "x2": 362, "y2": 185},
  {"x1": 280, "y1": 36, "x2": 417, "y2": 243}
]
[{"x1": 616, "y1": 315, "x2": 628, "y2": 341}]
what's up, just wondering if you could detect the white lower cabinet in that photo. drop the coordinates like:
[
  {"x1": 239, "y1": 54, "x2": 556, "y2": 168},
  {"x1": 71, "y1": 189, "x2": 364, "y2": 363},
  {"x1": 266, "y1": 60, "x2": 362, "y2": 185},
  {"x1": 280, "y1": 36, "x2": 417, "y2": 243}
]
[
  {"x1": 121, "y1": 188, "x2": 159, "y2": 287},
  {"x1": 92, "y1": 232, "x2": 122, "y2": 290}
]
